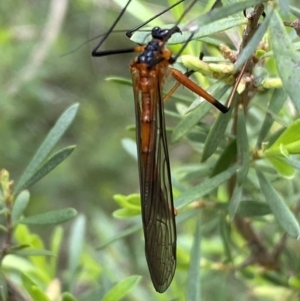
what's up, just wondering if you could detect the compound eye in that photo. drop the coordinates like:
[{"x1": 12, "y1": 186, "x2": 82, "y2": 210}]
[{"x1": 151, "y1": 26, "x2": 161, "y2": 38}]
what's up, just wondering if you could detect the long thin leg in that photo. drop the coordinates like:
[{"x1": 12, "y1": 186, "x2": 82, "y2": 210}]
[
  {"x1": 126, "y1": 0, "x2": 185, "y2": 38},
  {"x1": 92, "y1": 0, "x2": 132, "y2": 55},
  {"x1": 162, "y1": 69, "x2": 196, "y2": 103},
  {"x1": 92, "y1": 45, "x2": 144, "y2": 57},
  {"x1": 171, "y1": 68, "x2": 229, "y2": 113},
  {"x1": 163, "y1": 52, "x2": 229, "y2": 113},
  {"x1": 92, "y1": 0, "x2": 186, "y2": 57}
]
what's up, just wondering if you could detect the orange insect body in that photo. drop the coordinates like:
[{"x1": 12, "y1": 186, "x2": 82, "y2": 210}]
[
  {"x1": 92, "y1": 7, "x2": 229, "y2": 290},
  {"x1": 130, "y1": 27, "x2": 179, "y2": 292}
]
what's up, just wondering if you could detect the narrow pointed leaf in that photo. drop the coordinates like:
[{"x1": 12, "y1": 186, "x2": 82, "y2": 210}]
[
  {"x1": 267, "y1": 157, "x2": 295, "y2": 178},
  {"x1": 269, "y1": 11, "x2": 300, "y2": 112},
  {"x1": 20, "y1": 146, "x2": 75, "y2": 192},
  {"x1": 97, "y1": 224, "x2": 141, "y2": 250},
  {"x1": 172, "y1": 84, "x2": 228, "y2": 142},
  {"x1": 50, "y1": 226, "x2": 63, "y2": 277},
  {"x1": 12, "y1": 190, "x2": 30, "y2": 224},
  {"x1": 15, "y1": 104, "x2": 79, "y2": 194},
  {"x1": 101, "y1": 275, "x2": 141, "y2": 301},
  {"x1": 68, "y1": 215, "x2": 86, "y2": 290},
  {"x1": 113, "y1": 208, "x2": 141, "y2": 218},
  {"x1": 106, "y1": 77, "x2": 133, "y2": 86},
  {"x1": 22, "y1": 273, "x2": 50, "y2": 301},
  {"x1": 12, "y1": 249, "x2": 54, "y2": 257},
  {"x1": 28, "y1": 286, "x2": 51, "y2": 301},
  {"x1": 282, "y1": 157, "x2": 300, "y2": 169},
  {"x1": 172, "y1": 101, "x2": 211, "y2": 142},
  {"x1": 228, "y1": 184, "x2": 243, "y2": 221},
  {"x1": 202, "y1": 105, "x2": 232, "y2": 162},
  {"x1": 176, "y1": 165, "x2": 237, "y2": 208},
  {"x1": 236, "y1": 106, "x2": 250, "y2": 184},
  {"x1": 189, "y1": 0, "x2": 265, "y2": 30},
  {"x1": 237, "y1": 200, "x2": 271, "y2": 216},
  {"x1": 256, "y1": 89, "x2": 286, "y2": 146},
  {"x1": 62, "y1": 292, "x2": 77, "y2": 301},
  {"x1": 131, "y1": 17, "x2": 247, "y2": 45},
  {"x1": 256, "y1": 169, "x2": 300, "y2": 238},
  {"x1": 268, "y1": 119, "x2": 300, "y2": 149},
  {"x1": 0, "y1": 271, "x2": 7, "y2": 301},
  {"x1": 20, "y1": 208, "x2": 77, "y2": 225},
  {"x1": 186, "y1": 218, "x2": 201, "y2": 301},
  {"x1": 278, "y1": 0, "x2": 290, "y2": 15},
  {"x1": 211, "y1": 139, "x2": 237, "y2": 176},
  {"x1": 219, "y1": 213, "x2": 232, "y2": 262},
  {"x1": 290, "y1": 6, "x2": 300, "y2": 18}
]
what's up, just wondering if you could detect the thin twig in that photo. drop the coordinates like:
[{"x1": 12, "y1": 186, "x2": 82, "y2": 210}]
[{"x1": 230, "y1": 3, "x2": 285, "y2": 269}]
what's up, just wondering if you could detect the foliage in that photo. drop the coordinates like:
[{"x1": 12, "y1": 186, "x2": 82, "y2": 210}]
[
  {"x1": 107, "y1": 0, "x2": 300, "y2": 300},
  {"x1": 1, "y1": 0, "x2": 300, "y2": 300}
]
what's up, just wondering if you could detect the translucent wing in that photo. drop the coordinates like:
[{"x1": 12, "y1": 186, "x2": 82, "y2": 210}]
[{"x1": 132, "y1": 67, "x2": 176, "y2": 293}]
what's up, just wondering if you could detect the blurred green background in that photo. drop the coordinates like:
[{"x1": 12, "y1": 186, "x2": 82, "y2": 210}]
[
  {"x1": 1, "y1": 0, "x2": 211, "y2": 298},
  {"x1": 2, "y1": 0, "x2": 300, "y2": 300},
  {"x1": 1, "y1": 0, "x2": 207, "y2": 215}
]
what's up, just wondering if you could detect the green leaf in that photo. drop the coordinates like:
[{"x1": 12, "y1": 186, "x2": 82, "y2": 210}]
[
  {"x1": 228, "y1": 184, "x2": 243, "y2": 221},
  {"x1": 19, "y1": 146, "x2": 75, "y2": 191},
  {"x1": 15, "y1": 104, "x2": 79, "y2": 194},
  {"x1": 234, "y1": 6, "x2": 273, "y2": 71},
  {"x1": 219, "y1": 212, "x2": 232, "y2": 262},
  {"x1": 29, "y1": 286, "x2": 52, "y2": 301},
  {"x1": 105, "y1": 77, "x2": 132, "y2": 86},
  {"x1": 171, "y1": 101, "x2": 212, "y2": 142},
  {"x1": 202, "y1": 103, "x2": 232, "y2": 162},
  {"x1": 188, "y1": 0, "x2": 265, "y2": 29},
  {"x1": 269, "y1": 10, "x2": 300, "y2": 112},
  {"x1": 12, "y1": 248, "x2": 54, "y2": 257},
  {"x1": 132, "y1": 0, "x2": 264, "y2": 45},
  {"x1": 113, "y1": 208, "x2": 141, "y2": 218},
  {"x1": 236, "y1": 106, "x2": 250, "y2": 184},
  {"x1": 186, "y1": 218, "x2": 201, "y2": 301},
  {"x1": 61, "y1": 292, "x2": 78, "y2": 301},
  {"x1": 113, "y1": 194, "x2": 141, "y2": 217},
  {"x1": 256, "y1": 169, "x2": 300, "y2": 238},
  {"x1": 50, "y1": 226, "x2": 63, "y2": 277},
  {"x1": 267, "y1": 157, "x2": 295, "y2": 178},
  {"x1": 101, "y1": 275, "x2": 141, "y2": 301},
  {"x1": 13, "y1": 225, "x2": 50, "y2": 283},
  {"x1": 282, "y1": 157, "x2": 300, "y2": 169},
  {"x1": 12, "y1": 190, "x2": 30, "y2": 224},
  {"x1": 268, "y1": 119, "x2": 300, "y2": 149},
  {"x1": 131, "y1": 17, "x2": 247, "y2": 45},
  {"x1": 284, "y1": 141, "x2": 300, "y2": 154},
  {"x1": 256, "y1": 89, "x2": 286, "y2": 146},
  {"x1": 22, "y1": 273, "x2": 51, "y2": 301},
  {"x1": 20, "y1": 208, "x2": 77, "y2": 225},
  {"x1": 68, "y1": 215, "x2": 86, "y2": 290},
  {"x1": 21, "y1": 273, "x2": 36, "y2": 294},
  {"x1": 237, "y1": 200, "x2": 271, "y2": 216},
  {"x1": 172, "y1": 83, "x2": 228, "y2": 143},
  {"x1": 211, "y1": 139, "x2": 237, "y2": 176},
  {"x1": 0, "y1": 271, "x2": 7, "y2": 301},
  {"x1": 97, "y1": 224, "x2": 141, "y2": 250},
  {"x1": 290, "y1": 5, "x2": 300, "y2": 19},
  {"x1": 176, "y1": 165, "x2": 237, "y2": 208},
  {"x1": 113, "y1": 194, "x2": 141, "y2": 210},
  {"x1": 278, "y1": 0, "x2": 290, "y2": 15}
]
